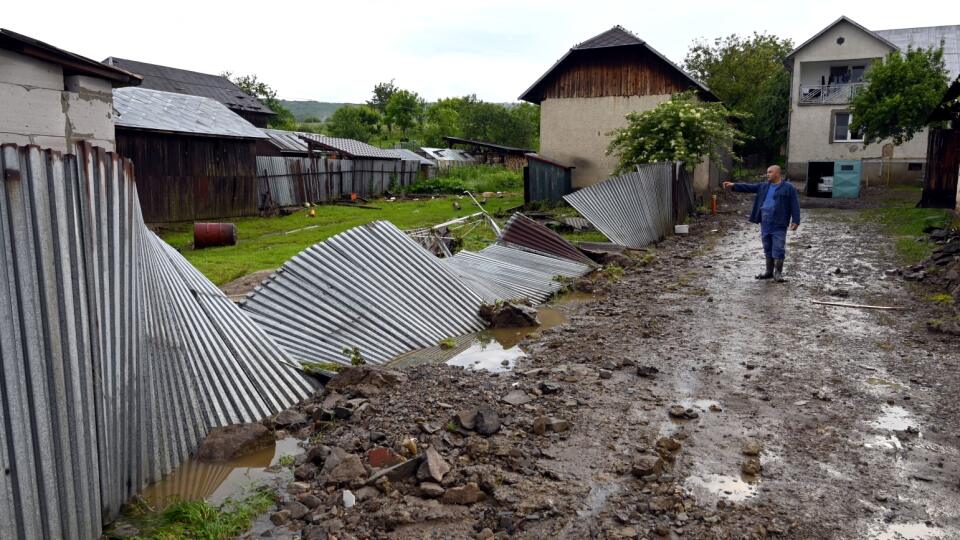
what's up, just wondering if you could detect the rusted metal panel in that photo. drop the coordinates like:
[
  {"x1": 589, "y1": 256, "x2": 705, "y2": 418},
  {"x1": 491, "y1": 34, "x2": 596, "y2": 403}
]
[
  {"x1": 498, "y1": 213, "x2": 596, "y2": 267},
  {"x1": 0, "y1": 142, "x2": 311, "y2": 540},
  {"x1": 240, "y1": 221, "x2": 487, "y2": 367}
]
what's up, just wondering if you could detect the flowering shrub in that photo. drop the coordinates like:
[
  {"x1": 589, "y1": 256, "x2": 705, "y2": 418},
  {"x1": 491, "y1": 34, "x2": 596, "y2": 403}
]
[{"x1": 606, "y1": 91, "x2": 745, "y2": 172}]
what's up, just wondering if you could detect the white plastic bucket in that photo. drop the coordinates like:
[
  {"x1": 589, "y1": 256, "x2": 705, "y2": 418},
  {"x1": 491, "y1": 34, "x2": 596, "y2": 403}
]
[{"x1": 674, "y1": 224, "x2": 689, "y2": 235}]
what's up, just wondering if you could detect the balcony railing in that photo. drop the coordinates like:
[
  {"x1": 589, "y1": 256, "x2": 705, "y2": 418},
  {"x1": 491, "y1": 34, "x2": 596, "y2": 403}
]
[{"x1": 799, "y1": 83, "x2": 866, "y2": 105}]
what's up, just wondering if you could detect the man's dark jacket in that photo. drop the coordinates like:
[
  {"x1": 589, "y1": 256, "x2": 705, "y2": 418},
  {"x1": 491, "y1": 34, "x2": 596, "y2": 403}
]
[{"x1": 732, "y1": 181, "x2": 801, "y2": 228}]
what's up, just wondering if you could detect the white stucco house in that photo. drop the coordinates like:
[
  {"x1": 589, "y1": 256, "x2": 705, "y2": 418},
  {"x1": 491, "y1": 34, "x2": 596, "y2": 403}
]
[
  {"x1": 785, "y1": 16, "x2": 960, "y2": 195},
  {"x1": 0, "y1": 28, "x2": 140, "y2": 154}
]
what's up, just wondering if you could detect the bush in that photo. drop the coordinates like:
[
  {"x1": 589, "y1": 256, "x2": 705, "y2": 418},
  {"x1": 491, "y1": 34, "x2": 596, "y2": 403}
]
[{"x1": 408, "y1": 165, "x2": 522, "y2": 194}]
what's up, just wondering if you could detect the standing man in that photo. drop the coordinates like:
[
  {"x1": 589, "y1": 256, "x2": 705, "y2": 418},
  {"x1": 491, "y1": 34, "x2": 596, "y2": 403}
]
[{"x1": 722, "y1": 165, "x2": 800, "y2": 282}]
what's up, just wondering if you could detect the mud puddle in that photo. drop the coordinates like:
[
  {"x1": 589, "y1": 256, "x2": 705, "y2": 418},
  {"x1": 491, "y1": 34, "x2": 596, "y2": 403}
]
[
  {"x1": 870, "y1": 404, "x2": 920, "y2": 433},
  {"x1": 137, "y1": 438, "x2": 303, "y2": 509},
  {"x1": 684, "y1": 473, "x2": 759, "y2": 502},
  {"x1": 390, "y1": 293, "x2": 591, "y2": 372},
  {"x1": 869, "y1": 521, "x2": 949, "y2": 539}
]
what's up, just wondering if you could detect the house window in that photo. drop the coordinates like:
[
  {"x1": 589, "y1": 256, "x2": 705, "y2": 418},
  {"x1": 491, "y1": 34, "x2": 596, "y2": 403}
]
[{"x1": 833, "y1": 112, "x2": 863, "y2": 142}]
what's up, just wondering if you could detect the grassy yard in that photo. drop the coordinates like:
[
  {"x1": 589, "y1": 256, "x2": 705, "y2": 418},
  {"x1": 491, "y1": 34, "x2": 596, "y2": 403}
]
[
  {"x1": 859, "y1": 204, "x2": 953, "y2": 264},
  {"x1": 158, "y1": 195, "x2": 531, "y2": 285}
]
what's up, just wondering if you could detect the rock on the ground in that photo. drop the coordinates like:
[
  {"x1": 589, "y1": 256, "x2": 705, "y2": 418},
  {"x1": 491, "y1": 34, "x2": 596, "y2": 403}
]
[
  {"x1": 479, "y1": 302, "x2": 540, "y2": 328},
  {"x1": 742, "y1": 439, "x2": 762, "y2": 456},
  {"x1": 284, "y1": 500, "x2": 309, "y2": 520},
  {"x1": 321, "y1": 447, "x2": 366, "y2": 485},
  {"x1": 419, "y1": 481, "x2": 445, "y2": 498},
  {"x1": 417, "y1": 446, "x2": 451, "y2": 482},
  {"x1": 502, "y1": 389, "x2": 533, "y2": 405},
  {"x1": 325, "y1": 365, "x2": 408, "y2": 397},
  {"x1": 440, "y1": 482, "x2": 487, "y2": 505},
  {"x1": 367, "y1": 446, "x2": 404, "y2": 468},
  {"x1": 274, "y1": 410, "x2": 307, "y2": 429},
  {"x1": 532, "y1": 416, "x2": 571, "y2": 435},
  {"x1": 475, "y1": 406, "x2": 501, "y2": 436},
  {"x1": 270, "y1": 510, "x2": 291, "y2": 526},
  {"x1": 194, "y1": 423, "x2": 273, "y2": 462},
  {"x1": 294, "y1": 462, "x2": 318, "y2": 481},
  {"x1": 632, "y1": 454, "x2": 664, "y2": 477},
  {"x1": 742, "y1": 457, "x2": 762, "y2": 476}
]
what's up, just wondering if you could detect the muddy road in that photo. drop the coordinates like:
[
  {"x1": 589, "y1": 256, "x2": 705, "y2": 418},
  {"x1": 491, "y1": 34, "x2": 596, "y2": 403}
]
[{"x1": 250, "y1": 202, "x2": 960, "y2": 540}]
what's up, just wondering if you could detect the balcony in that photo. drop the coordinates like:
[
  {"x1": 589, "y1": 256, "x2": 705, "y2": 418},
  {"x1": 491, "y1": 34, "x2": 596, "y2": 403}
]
[{"x1": 799, "y1": 83, "x2": 866, "y2": 105}]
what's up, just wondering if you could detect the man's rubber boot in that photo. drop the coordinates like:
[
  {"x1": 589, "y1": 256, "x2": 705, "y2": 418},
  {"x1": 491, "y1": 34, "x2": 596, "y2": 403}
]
[
  {"x1": 773, "y1": 259, "x2": 785, "y2": 282},
  {"x1": 755, "y1": 258, "x2": 774, "y2": 280}
]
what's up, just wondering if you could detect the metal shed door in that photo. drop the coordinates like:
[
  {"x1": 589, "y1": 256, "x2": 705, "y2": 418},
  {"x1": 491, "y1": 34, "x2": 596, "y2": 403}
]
[{"x1": 832, "y1": 160, "x2": 862, "y2": 198}]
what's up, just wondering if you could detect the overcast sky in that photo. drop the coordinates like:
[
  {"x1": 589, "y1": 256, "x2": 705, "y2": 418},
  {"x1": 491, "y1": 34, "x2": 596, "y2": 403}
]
[{"x1": 6, "y1": 0, "x2": 956, "y2": 103}]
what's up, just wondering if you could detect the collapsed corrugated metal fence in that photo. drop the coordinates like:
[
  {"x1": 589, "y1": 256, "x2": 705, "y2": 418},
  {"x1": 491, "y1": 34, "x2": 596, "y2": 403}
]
[
  {"x1": 240, "y1": 214, "x2": 596, "y2": 368},
  {"x1": 563, "y1": 162, "x2": 686, "y2": 249},
  {"x1": 0, "y1": 143, "x2": 312, "y2": 540},
  {"x1": 257, "y1": 156, "x2": 420, "y2": 208}
]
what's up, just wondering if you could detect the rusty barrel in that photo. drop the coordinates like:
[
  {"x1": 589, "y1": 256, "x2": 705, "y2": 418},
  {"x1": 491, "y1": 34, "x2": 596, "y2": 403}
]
[{"x1": 193, "y1": 222, "x2": 237, "y2": 248}]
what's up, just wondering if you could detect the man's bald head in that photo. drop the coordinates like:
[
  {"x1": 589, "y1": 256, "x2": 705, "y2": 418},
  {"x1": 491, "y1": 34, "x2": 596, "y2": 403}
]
[{"x1": 766, "y1": 165, "x2": 782, "y2": 182}]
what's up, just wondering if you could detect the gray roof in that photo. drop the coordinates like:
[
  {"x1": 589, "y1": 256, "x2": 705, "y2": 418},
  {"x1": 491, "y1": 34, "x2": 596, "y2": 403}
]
[
  {"x1": 103, "y1": 57, "x2": 274, "y2": 115},
  {"x1": 875, "y1": 25, "x2": 960, "y2": 79},
  {"x1": 298, "y1": 133, "x2": 398, "y2": 159},
  {"x1": 261, "y1": 128, "x2": 312, "y2": 153},
  {"x1": 383, "y1": 148, "x2": 437, "y2": 166},
  {"x1": 113, "y1": 87, "x2": 267, "y2": 139},
  {"x1": 420, "y1": 147, "x2": 476, "y2": 162},
  {"x1": 575, "y1": 25, "x2": 644, "y2": 49}
]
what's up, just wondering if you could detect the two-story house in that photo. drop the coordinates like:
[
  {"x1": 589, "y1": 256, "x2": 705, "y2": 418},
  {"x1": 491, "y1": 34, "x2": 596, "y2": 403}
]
[{"x1": 785, "y1": 16, "x2": 959, "y2": 196}]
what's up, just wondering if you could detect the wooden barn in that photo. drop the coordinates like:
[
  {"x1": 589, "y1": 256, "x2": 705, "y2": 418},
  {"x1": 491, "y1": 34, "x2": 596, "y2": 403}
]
[
  {"x1": 922, "y1": 77, "x2": 960, "y2": 209},
  {"x1": 519, "y1": 25, "x2": 726, "y2": 191},
  {"x1": 113, "y1": 87, "x2": 267, "y2": 223}
]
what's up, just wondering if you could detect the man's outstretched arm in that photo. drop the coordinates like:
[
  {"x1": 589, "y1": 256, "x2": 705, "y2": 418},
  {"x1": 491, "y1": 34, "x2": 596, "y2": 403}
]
[
  {"x1": 722, "y1": 182, "x2": 761, "y2": 193},
  {"x1": 789, "y1": 188, "x2": 801, "y2": 230}
]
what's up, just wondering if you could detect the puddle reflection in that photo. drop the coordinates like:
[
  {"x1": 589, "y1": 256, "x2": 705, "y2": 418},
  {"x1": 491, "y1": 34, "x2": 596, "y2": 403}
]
[{"x1": 684, "y1": 473, "x2": 759, "y2": 502}]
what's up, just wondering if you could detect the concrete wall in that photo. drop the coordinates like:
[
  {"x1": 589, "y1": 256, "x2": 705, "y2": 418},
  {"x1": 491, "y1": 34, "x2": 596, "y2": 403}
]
[
  {"x1": 786, "y1": 19, "x2": 927, "y2": 181},
  {"x1": 540, "y1": 95, "x2": 671, "y2": 188},
  {"x1": 0, "y1": 49, "x2": 115, "y2": 153}
]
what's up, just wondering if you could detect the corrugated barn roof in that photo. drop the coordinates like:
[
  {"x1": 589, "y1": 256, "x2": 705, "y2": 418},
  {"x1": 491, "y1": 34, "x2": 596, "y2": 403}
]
[
  {"x1": 113, "y1": 87, "x2": 267, "y2": 139},
  {"x1": 298, "y1": 133, "x2": 399, "y2": 159}
]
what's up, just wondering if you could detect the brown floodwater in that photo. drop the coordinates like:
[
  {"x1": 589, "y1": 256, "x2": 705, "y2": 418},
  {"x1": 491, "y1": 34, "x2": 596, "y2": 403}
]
[
  {"x1": 390, "y1": 292, "x2": 594, "y2": 372},
  {"x1": 137, "y1": 437, "x2": 303, "y2": 509}
]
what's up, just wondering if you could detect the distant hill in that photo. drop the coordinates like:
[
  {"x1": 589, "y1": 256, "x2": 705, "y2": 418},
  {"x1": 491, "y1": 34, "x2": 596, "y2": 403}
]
[{"x1": 280, "y1": 101, "x2": 356, "y2": 121}]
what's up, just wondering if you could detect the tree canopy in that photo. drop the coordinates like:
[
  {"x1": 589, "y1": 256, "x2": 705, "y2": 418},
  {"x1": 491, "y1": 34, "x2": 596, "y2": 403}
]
[
  {"x1": 684, "y1": 33, "x2": 793, "y2": 160},
  {"x1": 326, "y1": 105, "x2": 381, "y2": 142},
  {"x1": 607, "y1": 92, "x2": 744, "y2": 173},
  {"x1": 850, "y1": 45, "x2": 950, "y2": 145},
  {"x1": 223, "y1": 72, "x2": 298, "y2": 130},
  {"x1": 385, "y1": 89, "x2": 423, "y2": 138}
]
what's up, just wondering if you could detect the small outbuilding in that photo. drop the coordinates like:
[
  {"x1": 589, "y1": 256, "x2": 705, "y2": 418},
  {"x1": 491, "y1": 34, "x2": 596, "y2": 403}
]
[
  {"x1": 113, "y1": 87, "x2": 268, "y2": 222},
  {"x1": 524, "y1": 154, "x2": 575, "y2": 205},
  {"x1": 442, "y1": 136, "x2": 534, "y2": 170},
  {"x1": 519, "y1": 25, "x2": 725, "y2": 192}
]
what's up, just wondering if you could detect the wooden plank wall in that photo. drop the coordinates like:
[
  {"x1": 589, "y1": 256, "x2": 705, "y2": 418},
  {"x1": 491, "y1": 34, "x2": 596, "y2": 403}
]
[
  {"x1": 116, "y1": 129, "x2": 259, "y2": 223},
  {"x1": 540, "y1": 48, "x2": 691, "y2": 100},
  {"x1": 922, "y1": 128, "x2": 960, "y2": 208}
]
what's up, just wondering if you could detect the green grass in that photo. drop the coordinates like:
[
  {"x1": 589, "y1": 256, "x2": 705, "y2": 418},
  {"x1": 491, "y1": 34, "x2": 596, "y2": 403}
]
[
  {"x1": 158, "y1": 195, "x2": 522, "y2": 285},
  {"x1": 408, "y1": 165, "x2": 522, "y2": 194},
  {"x1": 858, "y1": 206, "x2": 952, "y2": 264},
  {"x1": 118, "y1": 488, "x2": 274, "y2": 540}
]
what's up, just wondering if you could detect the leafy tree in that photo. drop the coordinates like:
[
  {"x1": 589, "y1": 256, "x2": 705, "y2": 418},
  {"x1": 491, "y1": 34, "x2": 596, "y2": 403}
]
[
  {"x1": 850, "y1": 45, "x2": 950, "y2": 145},
  {"x1": 385, "y1": 89, "x2": 423, "y2": 138},
  {"x1": 223, "y1": 72, "x2": 298, "y2": 130},
  {"x1": 368, "y1": 80, "x2": 398, "y2": 131},
  {"x1": 684, "y1": 33, "x2": 793, "y2": 159},
  {"x1": 607, "y1": 91, "x2": 745, "y2": 172},
  {"x1": 326, "y1": 105, "x2": 381, "y2": 142},
  {"x1": 420, "y1": 103, "x2": 461, "y2": 147}
]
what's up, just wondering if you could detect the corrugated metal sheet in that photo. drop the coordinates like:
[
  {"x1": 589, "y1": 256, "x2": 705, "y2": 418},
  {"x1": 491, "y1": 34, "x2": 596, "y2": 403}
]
[
  {"x1": 563, "y1": 162, "x2": 674, "y2": 249},
  {"x1": 261, "y1": 129, "x2": 312, "y2": 154},
  {"x1": 383, "y1": 148, "x2": 437, "y2": 166},
  {"x1": 0, "y1": 142, "x2": 311, "y2": 540},
  {"x1": 499, "y1": 212, "x2": 597, "y2": 267},
  {"x1": 255, "y1": 156, "x2": 419, "y2": 207},
  {"x1": 525, "y1": 153, "x2": 573, "y2": 204},
  {"x1": 113, "y1": 87, "x2": 267, "y2": 139},
  {"x1": 240, "y1": 221, "x2": 487, "y2": 367},
  {"x1": 441, "y1": 243, "x2": 592, "y2": 305},
  {"x1": 298, "y1": 134, "x2": 398, "y2": 159}
]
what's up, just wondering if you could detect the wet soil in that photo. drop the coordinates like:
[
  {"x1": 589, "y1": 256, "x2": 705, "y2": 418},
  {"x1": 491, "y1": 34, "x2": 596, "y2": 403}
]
[{"x1": 248, "y1": 195, "x2": 959, "y2": 539}]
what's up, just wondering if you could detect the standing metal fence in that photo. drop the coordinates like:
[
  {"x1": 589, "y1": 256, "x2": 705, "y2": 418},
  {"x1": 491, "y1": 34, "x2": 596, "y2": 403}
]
[
  {"x1": 0, "y1": 142, "x2": 312, "y2": 540},
  {"x1": 256, "y1": 156, "x2": 420, "y2": 208}
]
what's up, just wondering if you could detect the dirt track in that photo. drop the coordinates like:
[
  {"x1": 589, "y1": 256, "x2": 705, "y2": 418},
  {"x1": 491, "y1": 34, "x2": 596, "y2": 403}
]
[{"x1": 254, "y1": 198, "x2": 960, "y2": 540}]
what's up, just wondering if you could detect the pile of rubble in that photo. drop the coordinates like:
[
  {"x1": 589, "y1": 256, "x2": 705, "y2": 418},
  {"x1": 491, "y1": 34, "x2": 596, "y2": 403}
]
[{"x1": 900, "y1": 228, "x2": 960, "y2": 334}]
